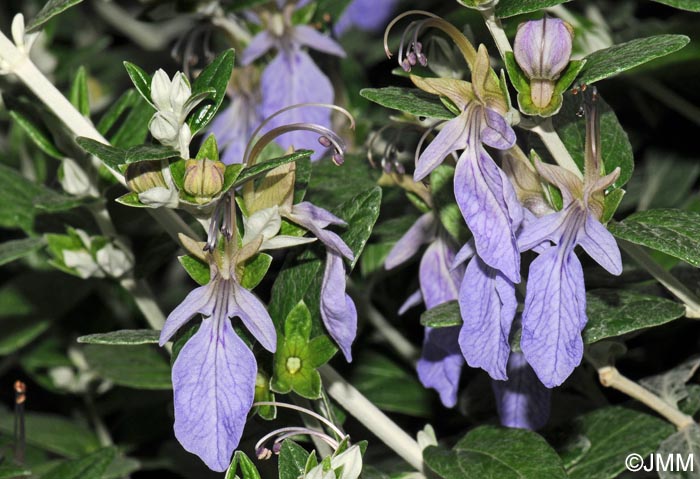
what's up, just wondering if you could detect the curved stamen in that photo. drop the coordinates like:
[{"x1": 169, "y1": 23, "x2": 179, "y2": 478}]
[
  {"x1": 204, "y1": 198, "x2": 226, "y2": 252},
  {"x1": 248, "y1": 123, "x2": 347, "y2": 167},
  {"x1": 384, "y1": 10, "x2": 439, "y2": 59},
  {"x1": 242, "y1": 103, "x2": 355, "y2": 166},
  {"x1": 274, "y1": 429, "x2": 340, "y2": 450},
  {"x1": 252, "y1": 401, "x2": 346, "y2": 439},
  {"x1": 367, "y1": 124, "x2": 396, "y2": 168},
  {"x1": 414, "y1": 120, "x2": 446, "y2": 169}
]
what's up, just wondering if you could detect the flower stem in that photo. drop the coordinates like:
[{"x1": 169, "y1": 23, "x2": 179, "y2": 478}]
[
  {"x1": 620, "y1": 240, "x2": 700, "y2": 318},
  {"x1": 481, "y1": 6, "x2": 512, "y2": 59},
  {"x1": 319, "y1": 365, "x2": 424, "y2": 472},
  {"x1": 598, "y1": 366, "x2": 695, "y2": 430}
]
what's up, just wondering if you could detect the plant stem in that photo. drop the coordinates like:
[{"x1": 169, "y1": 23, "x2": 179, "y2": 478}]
[
  {"x1": 481, "y1": 6, "x2": 512, "y2": 59},
  {"x1": 598, "y1": 366, "x2": 695, "y2": 430},
  {"x1": 319, "y1": 365, "x2": 424, "y2": 472},
  {"x1": 526, "y1": 119, "x2": 583, "y2": 178},
  {"x1": 620, "y1": 241, "x2": 700, "y2": 318},
  {"x1": 365, "y1": 303, "x2": 419, "y2": 365}
]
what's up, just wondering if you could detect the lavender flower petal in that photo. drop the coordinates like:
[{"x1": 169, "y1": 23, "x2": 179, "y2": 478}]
[
  {"x1": 159, "y1": 284, "x2": 215, "y2": 345},
  {"x1": 492, "y1": 352, "x2": 551, "y2": 430},
  {"x1": 385, "y1": 212, "x2": 436, "y2": 270},
  {"x1": 577, "y1": 213, "x2": 623, "y2": 275},
  {"x1": 521, "y1": 247, "x2": 586, "y2": 387},
  {"x1": 260, "y1": 50, "x2": 333, "y2": 158},
  {"x1": 171, "y1": 315, "x2": 256, "y2": 472},
  {"x1": 419, "y1": 238, "x2": 461, "y2": 309},
  {"x1": 414, "y1": 114, "x2": 469, "y2": 182},
  {"x1": 334, "y1": 0, "x2": 399, "y2": 36},
  {"x1": 291, "y1": 202, "x2": 347, "y2": 228},
  {"x1": 230, "y1": 281, "x2": 277, "y2": 353},
  {"x1": 513, "y1": 18, "x2": 572, "y2": 80},
  {"x1": 517, "y1": 207, "x2": 569, "y2": 252},
  {"x1": 481, "y1": 108, "x2": 516, "y2": 150},
  {"x1": 241, "y1": 31, "x2": 275, "y2": 65},
  {"x1": 452, "y1": 240, "x2": 476, "y2": 270},
  {"x1": 454, "y1": 146, "x2": 521, "y2": 282},
  {"x1": 320, "y1": 251, "x2": 357, "y2": 362},
  {"x1": 292, "y1": 25, "x2": 346, "y2": 58},
  {"x1": 458, "y1": 257, "x2": 516, "y2": 380},
  {"x1": 417, "y1": 327, "x2": 465, "y2": 408},
  {"x1": 398, "y1": 289, "x2": 423, "y2": 315}
]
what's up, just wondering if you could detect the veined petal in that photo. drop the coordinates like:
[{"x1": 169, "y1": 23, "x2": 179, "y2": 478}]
[
  {"x1": 577, "y1": 213, "x2": 622, "y2": 275},
  {"x1": 260, "y1": 50, "x2": 333, "y2": 159},
  {"x1": 418, "y1": 327, "x2": 464, "y2": 408},
  {"x1": 414, "y1": 114, "x2": 469, "y2": 182},
  {"x1": 292, "y1": 25, "x2": 346, "y2": 58},
  {"x1": 291, "y1": 202, "x2": 347, "y2": 228},
  {"x1": 534, "y1": 159, "x2": 582, "y2": 206},
  {"x1": 241, "y1": 31, "x2": 275, "y2": 65},
  {"x1": 385, "y1": 212, "x2": 436, "y2": 270},
  {"x1": 491, "y1": 352, "x2": 551, "y2": 430},
  {"x1": 320, "y1": 251, "x2": 357, "y2": 362},
  {"x1": 452, "y1": 240, "x2": 476, "y2": 270},
  {"x1": 160, "y1": 283, "x2": 215, "y2": 345},
  {"x1": 230, "y1": 281, "x2": 277, "y2": 352},
  {"x1": 481, "y1": 108, "x2": 516, "y2": 150},
  {"x1": 458, "y1": 257, "x2": 516, "y2": 380},
  {"x1": 398, "y1": 289, "x2": 423, "y2": 315},
  {"x1": 314, "y1": 228, "x2": 354, "y2": 261},
  {"x1": 517, "y1": 207, "x2": 569, "y2": 252},
  {"x1": 521, "y1": 248, "x2": 586, "y2": 387},
  {"x1": 151, "y1": 69, "x2": 172, "y2": 111},
  {"x1": 420, "y1": 239, "x2": 461, "y2": 309},
  {"x1": 171, "y1": 316, "x2": 256, "y2": 472},
  {"x1": 455, "y1": 146, "x2": 520, "y2": 282}
]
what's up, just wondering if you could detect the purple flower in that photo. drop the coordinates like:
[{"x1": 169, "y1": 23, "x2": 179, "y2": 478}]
[
  {"x1": 159, "y1": 263, "x2": 276, "y2": 472},
  {"x1": 242, "y1": 6, "x2": 345, "y2": 158},
  {"x1": 492, "y1": 352, "x2": 551, "y2": 430},
  {"x1": 411, "y1": 52, "x2": 523, "y2": 283},
  {"x1": 514, "y1": 17, "x2": 573, "y2": 109},
  {"x1": 283, "y1": 201, "x2": 357, "y2": 361},
  {"x1": 207, "y1": 82, "x2": 262, "y2": 165},
  {"x1": 334, "y1": 0, "x2": 399, "y2": 36},
  {"x1": 518, "y1": 95, "x2": 622, "y2": 387},
  {"x1": 385, "y1": 212, "x2": 465, "y2": 407}
]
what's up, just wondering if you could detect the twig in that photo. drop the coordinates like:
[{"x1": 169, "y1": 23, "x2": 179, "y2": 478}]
[
  {"x1": 598, "y1": 366, "x2": 695, "y2": 430},
  {"x1": 319, "y1": 365, "x2": 424, "y2": 472}
]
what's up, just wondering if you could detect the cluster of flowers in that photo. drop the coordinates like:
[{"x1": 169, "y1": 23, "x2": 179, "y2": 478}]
[{"x1": 384, "y1": 14, "x2": 622, "y2": 428}]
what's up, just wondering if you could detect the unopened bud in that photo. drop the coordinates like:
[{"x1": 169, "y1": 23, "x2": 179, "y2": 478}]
[
  {"x1": 125, "y1": 161, "x2": 168, "y2": 193},
  {"x1": 183, "y1": 158, "x2": 226, "y2": 204},
  {"x1": 514, "y1": 17, "x2": 573, "y2": 108}
]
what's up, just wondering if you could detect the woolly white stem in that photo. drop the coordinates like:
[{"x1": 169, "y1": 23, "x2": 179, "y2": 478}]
[{"x1": 319, "y1": 365, "x2": 424, "y2": 471}]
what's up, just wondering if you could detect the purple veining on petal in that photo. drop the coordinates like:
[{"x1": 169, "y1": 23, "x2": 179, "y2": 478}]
[
  {"x1": 172, "y1": 311, "x2": 256, "y2": 472},
  {"x1": 458, "y1": 257, "x2": 516, "y2": 380},
  {"x1": 417, "y1": 327, "x2": 465, "y2": 408},
  {"x1": 160, "y1": 284, "x2": 215, "y2": 345},
  {"x1": 230, "y1": 280, "x2": 276, "y2": 353},
  {"x1": 481, "y1": 108, "x2": 516, "y2": 150},
  {"x1": 492, "y1": 352, "x2": 551, "y2": 430},
  {"x1": 452, "y1": 240, "x2": 476, "y2": 270},
  {"x1": 419, "y1": 237, "x2": 462, "y2": 309},
  {"x1": 414, "y1": 114, "x2": 469, "y2": 182},
  {"x1": 320, "y1": 251, "x2": 357, "y2": 362},
  {"x1": 513, "y1": 17, "x2": 572, "y2": 80},
  {"x1": 291, "y1": 202, "x2": 347, "y2": 228},
  {"x1": 385, "y1": 212, "x2": 436, "y2": 270},
  {"x1": 260, "y1": 50, "x2": 334, "y2": 160},
  {"x1": 577, "y1": 213, "x2": 623, "y2": 275}
]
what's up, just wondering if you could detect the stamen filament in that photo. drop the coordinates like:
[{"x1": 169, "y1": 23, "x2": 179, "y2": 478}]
[{"x1": 252, "y1": 401, "x2": 346, "y2": 439}]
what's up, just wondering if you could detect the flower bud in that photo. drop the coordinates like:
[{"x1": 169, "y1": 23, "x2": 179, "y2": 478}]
[
  {"x1": 60, "y1": 158, "x2": 97, "y2": 197},
  {"x1": 514, "y1": 18, "x2": 573, "y2": 108},
  {"x1": 125, "y1": 161, "x2": 168, "y2": 193},
  {"x1": 183, "y1": 158, "x2": 226, "y2": 204},
  {"x1": 149, "y1": 111, "x2": 180, "y2": 145}
]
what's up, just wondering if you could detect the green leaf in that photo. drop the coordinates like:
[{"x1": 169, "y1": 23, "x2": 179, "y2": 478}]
[
  {"x1": 97, "y1": 90, "x2": 139, "y2": 136},
  {"x1": 188, "y1": 49, "x2": 235, "y2": 135},
  {"x1": 196, "y1": 134, "x2": 220, "y2": 161},
  {"x1": 495, "y1": 0, "x2": 570, "y2": 17},
  {"x1": 69, "y1": 66, "x2": 90, "y2": 117},
  {"x1": 42, "y1": 448, "x2": 116, "y2": 479},
  {"x1": 431, "y1": 165, "x2": 468, "y2": 243},
  {"x1": 0, "y1": 410, "x2": 100, "y2": 458},
  {"x1": 108, "y1": 94, "x2": 154, "y2": 148},
  {"x1": 123, "y1": 62, "x2": 153, "y2": 107},
  {"x1": 77, "y1": 330, "x2": 161, "y2": 345},
  {"x1": 640, "y1": 357, "x2": 700, "y2": 409},
  {"x1": 610, "y1": 209, "x2": 700, "y2": 267},
  {"x1": 278, "y1": 440, "x2": 310, "y2": 479},
  {"x1": 241, "y1": 253, "x2": 273, "y2": 290},
  {"x1": 583, "y1": 289, "x2": 686, "y2": 343},
  {"x1": 656, "y1": 424, "x2": 700, "y2": 478},
  {"x1": 227, "y1": 451, "x2": 262, "y2": 479},
  {"x1": 0, "y1": 466, "x2": 31, "y2": 478},
  {"x1": 0, "y1": 317, "x2": 51, "y2": 355},
  {"x1": 232, "y1": 150, "x2": 314, "y2": 191},
  {"x1": 76, "y1": 137, "x2": 179, "y2": 169},
  {"x1": 27, "y1": 0, "x2": 84, "y2": 32},
  {"x1": 178, "y1": 255, "x2": 210, "y2": 285},
  {"x1": 360, "y1": 87, "x2": 454, "y2": 120},
  {"x1": 421, "y1": 301, "x2": 461, "y2": 328},
  {"x1": 83, "y1": 344, "x2": 172, "y2": 390},
  {"x1": 553, "y1": 93, "x2": 633, "y2": 189},
  {"x1": 424, "y1": 426, "x2": 567, "y2": 479},
  {"x1": 577, "y1": 35, "x2": 690, "y2": 85},
  {"x1": 0, "y1": 237, "x2": 44, "y2": 267},
  {"x1": 563, "y1": 407, "x2": 674, "y2": 479},
  {"x1": 9, "y1": 110, "x2": 63, "y2": 159},
  {"x1": 651, "y1": 0, "x2": 700, "y2": 11},
  {"x1": 352, "y1": 352, "x2": 432, "y2": 417}
]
